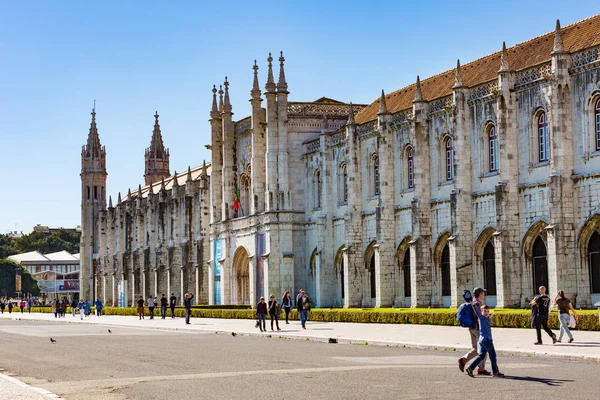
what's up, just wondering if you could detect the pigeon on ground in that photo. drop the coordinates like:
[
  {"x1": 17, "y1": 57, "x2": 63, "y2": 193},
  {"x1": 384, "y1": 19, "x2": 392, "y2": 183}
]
[
  {"x1": 108, "y1": 329, "x2": 112, "y2": 333},
  {"x1": 231, "y1": 332, "x2": 236, "y2": 337},
  {"x1": 50, "y1": 338, "x2": 56, "y2": 343}
]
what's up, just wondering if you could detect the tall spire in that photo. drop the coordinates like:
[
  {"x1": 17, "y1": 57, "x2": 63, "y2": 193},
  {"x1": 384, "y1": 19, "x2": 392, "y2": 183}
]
[
  {"x1": 108, "y1": 195, "x2": 113, "y2": 209},
  {"x1": 347, "y1": 102, "x2": 355, "y2": 125},
  {"x1": 85, "y1": 108, "x2": 103, "y2": 158},
  {"x1": 553, "y1": 19, "x2": 564, "y2": 53},
  {"x1": 454, "y1": 59, "x2": 463, "y2": 88},
  {"x1": 127, "y1": 188, "x2": 132, "y2": 201},
  {"x1": 223, "y1": 77, "x2": 232, "y2": 113},
  {"x1": 265, "y1": 52, "x2": 276, "y2": 92},
  {"x1": 138, "y1": 183, "x2": 142, "y2": 196},
  {"x1": 117, "y1": 192, "x2": 122, "y2": 204},
  {"x1": 218, "y1": 85, "x2": 224, "y2": 112},
  {"x1": 172, "y1": 171, "x2": 179, "y2": 187},
  {"x1": 414, "y1": 76, "x2": 423, "y2": 103},
  {"x1": 187, "y1": 165, "x2": 193, "y2": 181},
  {"x1": 201, "y1": 160, "x2": 208, "y2": 176},
  {"x1": 251, "y1": 60, "x2": 261, "y2": 100},
  {"x1": 499, "y1": 41, "x2": 510, "y2": 72},
  {"x1": 147, "y1": 111, "x2": 168, "y2": 159},
  {"x1": 210, "y1": 85, "x2": 219, "y2": 118},
  {"x1": 160, "y1": 177, "x2": 165, "y2": 192},
  {"x1": 144, "y1": 111, "x2": 170, "y2": 186},
  {"x1": 378, "y1": 90, "x2": 388, "y2": 115},
  {"x1": 277, "y1": 51, "x2": 288, "y2": 92}
]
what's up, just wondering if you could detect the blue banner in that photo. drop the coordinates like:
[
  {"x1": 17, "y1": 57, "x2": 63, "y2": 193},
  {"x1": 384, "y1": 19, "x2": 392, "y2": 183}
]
[
  {"x1": 214, "y1": 239, "x2": 223, "y2": 304},
  {"x1": 256, "y1": 233, "x2": 266, "y2": 300}
]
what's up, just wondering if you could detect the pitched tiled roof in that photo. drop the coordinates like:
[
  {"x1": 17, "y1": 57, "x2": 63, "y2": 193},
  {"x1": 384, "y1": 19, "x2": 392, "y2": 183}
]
[{"x1": 355, "y1": 14, "x2": 600, "y2": 124}]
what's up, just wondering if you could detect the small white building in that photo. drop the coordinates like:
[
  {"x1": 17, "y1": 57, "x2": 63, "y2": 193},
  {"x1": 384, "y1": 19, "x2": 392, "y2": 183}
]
[{"x1": 8, "y1": 250, "x2": 80, "y2": 300}]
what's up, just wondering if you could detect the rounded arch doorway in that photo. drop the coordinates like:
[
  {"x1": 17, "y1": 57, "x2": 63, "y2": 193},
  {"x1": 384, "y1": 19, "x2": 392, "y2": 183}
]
[{"x1": 232, "y1": 247, "x2": 250, "y2": 305}]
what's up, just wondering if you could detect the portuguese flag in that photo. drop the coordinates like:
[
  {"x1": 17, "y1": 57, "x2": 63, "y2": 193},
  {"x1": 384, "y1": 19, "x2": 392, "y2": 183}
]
[{"x1": 233, "y1": 185, "x2": 240, "y2": 212}]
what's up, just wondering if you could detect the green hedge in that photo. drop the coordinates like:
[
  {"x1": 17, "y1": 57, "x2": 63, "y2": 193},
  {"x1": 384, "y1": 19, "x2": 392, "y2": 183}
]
[{"x1": 26, "y1": 307, "x2": 599, "y2": 331}]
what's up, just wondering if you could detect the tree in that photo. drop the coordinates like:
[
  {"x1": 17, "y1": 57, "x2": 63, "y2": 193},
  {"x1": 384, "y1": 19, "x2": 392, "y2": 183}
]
[
  {"x1": 14, "y1": 230, "x2": 80, "y2": 254},
  {"x1": 0, "y1": 259, "x2": 40, "y2": 298},
  {"x1": 0, "y1": 235, "x2": 17, "y2": 259}
]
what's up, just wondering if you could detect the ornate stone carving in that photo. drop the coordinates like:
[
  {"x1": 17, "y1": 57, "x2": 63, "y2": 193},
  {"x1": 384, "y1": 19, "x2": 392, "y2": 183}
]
[
  {"x1": 468, "y1": 81, "x2": 499, "y2": 102},
  {"x1": 428, "y1": 95, "x2": 454, "y2": 114},
  {"x1": 288, "y1": 102, "x2": 366, "y2": 118},
  {"x1": 571, "y1": 46, "x2": 600, "y2": 69},
  {"x1": 305, "y1": 138, "x2": 320, "y2": 153},
  {"x1": 515, "y1": 63, "x2": 552, "y2": 87},
  {"x1": 356, "y1": 120, "x2": 378, "y2": 136},
  {"x1": 392, "y1": 109, "x2": 414, "y2": 124},
  {"x1": 328, "y1": 130, "x2": 346, "y2": 146}
]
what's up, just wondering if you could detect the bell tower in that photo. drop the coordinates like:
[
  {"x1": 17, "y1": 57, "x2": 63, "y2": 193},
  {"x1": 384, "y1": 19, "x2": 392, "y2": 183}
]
[
  {"x1": 144, "y1": 111, "x2": 170, "y2": 185},
  {"x1": 80, "y1": 108, "x2": 107, "y2": 301}
]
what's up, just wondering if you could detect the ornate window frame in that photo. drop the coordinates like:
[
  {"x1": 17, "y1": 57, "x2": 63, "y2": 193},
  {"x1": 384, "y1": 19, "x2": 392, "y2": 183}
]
[
  {"x1": 313, "y1": 169, "x2": 322, "y2": 210},
  {"x1": 337, "y1": 162, "x2": 348, "y2": 205},
  {"x1": 405, "y1": 145, "x2": 415, "y2": 189},
  {"x1": 442, "y1": 135, "x2": 454, "y2": 182},
  {"x1": 487, "y1": 124, "x2": 499, "y2": 173},
  {"x1": 536, "y1": 110, "x2": 550, "y2": 163},
  {"x1": 370, "y1": 153, "x2": 380, "y2": 198}
]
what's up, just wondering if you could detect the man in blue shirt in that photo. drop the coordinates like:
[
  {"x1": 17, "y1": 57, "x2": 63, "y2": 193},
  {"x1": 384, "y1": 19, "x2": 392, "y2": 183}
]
[{"x1": 95, "y1": 298, "x2": 103, "y2": 316}]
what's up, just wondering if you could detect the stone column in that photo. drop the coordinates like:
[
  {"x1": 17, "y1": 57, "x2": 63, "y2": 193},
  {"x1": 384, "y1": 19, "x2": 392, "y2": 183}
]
[{"x1": 249, "y1": 256, "x2": 256, "y2": 308}]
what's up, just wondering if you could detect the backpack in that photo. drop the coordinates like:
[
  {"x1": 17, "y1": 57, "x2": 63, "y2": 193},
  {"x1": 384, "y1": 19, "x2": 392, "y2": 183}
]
[{"x1": 456, "y1": 302, "x2": 475, "y2": 328}]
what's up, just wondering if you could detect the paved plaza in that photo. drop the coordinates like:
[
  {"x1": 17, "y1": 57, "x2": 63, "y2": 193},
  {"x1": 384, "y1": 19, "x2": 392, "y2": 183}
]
[{"x1": 0, "y1": 314, "x2": 599, "y2": 399}]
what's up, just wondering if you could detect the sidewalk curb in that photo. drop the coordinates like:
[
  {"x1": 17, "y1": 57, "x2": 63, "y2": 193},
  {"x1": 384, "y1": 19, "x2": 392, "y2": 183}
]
[
  {"x1": 0, "y1": 373, "x2": 64, "y2": 399},
  {"x1": 3, "y1": 315, "x2": 599, "y2": 363}
]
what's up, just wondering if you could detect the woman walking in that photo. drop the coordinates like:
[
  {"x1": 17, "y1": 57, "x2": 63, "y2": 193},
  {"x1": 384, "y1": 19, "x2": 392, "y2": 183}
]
[
  {"x1": 281, "y1": 291, "x2": 292, "y2": 324},
  {"x1": 51, "y1": 299, "x2": 58, "y2": 318},
  {"x1": 137, "y1": 296, "x2": 145, "y2": 320},
  {"x1": 268, "y1": 294, "x2": 281, "y2": 331},
  {"x1": 554, "y1": 290, "x2": 578, "y2": 343}
]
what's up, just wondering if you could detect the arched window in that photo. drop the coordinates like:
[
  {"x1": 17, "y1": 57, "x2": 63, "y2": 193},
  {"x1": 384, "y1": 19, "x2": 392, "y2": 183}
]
[
  {"x1": 441, "y1": 244, "x2": 451, "y2": 296},
  {"x1": 369, "y1": 253, "x2": 376, "y2": 298},
  {"x1": 403, "y1": 250, "x2": 411, "y2": 297},
  {"x1": 588, "y1": 231, "x2": 600, "y2": 293},
  {"x1": 444, "y1": 137, "x2": 454, "y2": 181},
  {"x1": 532, "y1": 236, "x2": 549, "y2": 294},
  {"x1": 488, "y1": 125, "x2": 498, "y2": 172},
  {"x1": 406, "y1": 146, "x2": 414, "y2": 189},
  {"x1": 313, "y1": 170, "x2": 321, "y2": 209},
  {"x1": 372, "y1": 154, "x2": 380, "y2": 196},
  {"x1": 338, "y1": 163, "x2": 348, "y2": 205},
  {"x1": 595, "y1": 98, "x2": 600, "y2": 151},
  {"x1": 241, "y1": 175, "x2": 250, "y2": 216},
  {"x1": 538, "y1": 112, "x2": 549, "y2": 162},
  {"x1": 86, "y1": 186, "x2": 90, "y2": 200},
  {"x1": 483, "y1": 241, "x2": 497, "y2": 296}
]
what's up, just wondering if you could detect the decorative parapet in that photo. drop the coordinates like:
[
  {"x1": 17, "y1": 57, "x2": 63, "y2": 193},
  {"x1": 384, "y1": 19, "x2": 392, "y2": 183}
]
[
  {"x1": 468, "y1": 81, "x2": 499, "y2": 102},
  {"x1": 515, "y1": 63, "x2": 552, "y2": 87},
  {"x1": 571, "y1": 46, "x2": 600, "y2": 70},
  {"x1": 287, "y1": 102, "x2": 366, "y2": 118},
  {"x1": 305, "y1": 138, "x2": 320, "y2": 153},
  {"x1": 392, "y1": 109, "x2": 413, "y2": 125},
  {"x1": 328, "y1": 130, "x2": 346, "y2": 146},
  {"x1": 357, "y1": 120, "x2": 377, "y2": 136},
  {"x1": 428, "y1": 95, "x2": 454, "y2": 114},
  {"x1": 235, "y1": 116, "x2": 252, "y2": 135}
]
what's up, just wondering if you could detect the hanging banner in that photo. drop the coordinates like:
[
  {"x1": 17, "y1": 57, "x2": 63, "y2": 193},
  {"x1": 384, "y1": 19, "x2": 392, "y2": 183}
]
[
  {"x1": 213, "y1": 240, "x2": 223, "y2": 304},
  {"x1": 118, "y1": 280, "x2": 125, "y2": 308},
  {"x1": 256, "y1": 233, "x2": 266, "y2": 300},
  {"x1": 15, "y1": 269, "x2": 22, "y2": 293}
]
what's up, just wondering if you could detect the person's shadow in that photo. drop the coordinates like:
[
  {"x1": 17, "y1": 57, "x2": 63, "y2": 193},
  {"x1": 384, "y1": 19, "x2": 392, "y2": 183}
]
[{"x1": 501, "y1": 376, "x2": 574, "y2": 386}]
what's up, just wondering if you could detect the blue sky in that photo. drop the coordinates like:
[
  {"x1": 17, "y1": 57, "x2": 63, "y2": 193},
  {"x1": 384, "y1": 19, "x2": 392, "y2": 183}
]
[{"x1": 0, "y1": 1, "x2": 598, "y2": 234}]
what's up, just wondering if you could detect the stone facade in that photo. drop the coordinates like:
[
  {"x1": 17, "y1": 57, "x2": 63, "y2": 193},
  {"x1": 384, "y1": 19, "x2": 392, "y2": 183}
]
[{"x1": 81, "y1": 16, "x2": 600, "y2": 308}]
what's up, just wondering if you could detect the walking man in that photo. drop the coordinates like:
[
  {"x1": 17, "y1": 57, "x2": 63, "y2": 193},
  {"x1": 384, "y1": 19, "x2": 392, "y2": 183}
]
[
  {"x1": 458, "y1": 288, "x2": 489, "y2": 375},
  {"x1": 27, "y1": 298, "x2": 32, "y2": 313},
  {"x1": 184, "y1": 292, "x2": 194, "y2": 325},
  {"x1": 298, "y1": 290, "x2": 311, "y2": 329},
  {"x1": 169, "y1": 293, "x2": 177, "y2": 318},
  {"x1": 531, "y1": 286, "x2": 557, "y2": 345},
  {"x1": 95, "y1": 298, "x2": 103, "y2": 316},
  {"x1": 160, "y1": 294, "x2": 168, "y2": 319},
  {"x1": 147, "y1": 295, "x2": 155, "y2": 320}
]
